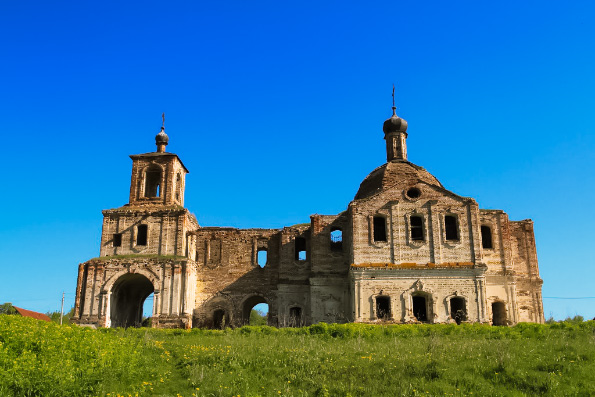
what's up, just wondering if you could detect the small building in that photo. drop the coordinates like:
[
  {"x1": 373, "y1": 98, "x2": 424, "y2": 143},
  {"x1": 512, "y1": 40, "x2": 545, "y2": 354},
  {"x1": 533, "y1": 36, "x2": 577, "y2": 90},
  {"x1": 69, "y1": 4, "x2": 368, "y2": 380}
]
[
  {"x1": 13, "y1": 306, "x2": 52, "y2": 322},
  {"x1": 72, "y1": 104, "x2": 544, "y2": 328}
]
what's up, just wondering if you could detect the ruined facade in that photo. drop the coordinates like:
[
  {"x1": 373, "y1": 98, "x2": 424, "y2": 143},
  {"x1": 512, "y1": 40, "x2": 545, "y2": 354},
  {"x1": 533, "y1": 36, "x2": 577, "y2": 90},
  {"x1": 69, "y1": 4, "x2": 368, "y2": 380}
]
[{"x1": 72, "y1": 108, "x2": 544, "y2": 329}]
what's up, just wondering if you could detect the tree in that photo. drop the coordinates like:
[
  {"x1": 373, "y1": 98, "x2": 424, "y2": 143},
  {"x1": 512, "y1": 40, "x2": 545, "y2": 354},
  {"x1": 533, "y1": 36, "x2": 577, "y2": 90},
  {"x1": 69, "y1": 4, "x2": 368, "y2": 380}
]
[
  {"x1": 0, "y1": 302, "x2": 17, "y2": 315},
  {"x1": 46, "y1": 306, "x2": 75, "y2": 324},
  {"x1": 249, "y1": 309, "x2": 267, "y2": 326}
]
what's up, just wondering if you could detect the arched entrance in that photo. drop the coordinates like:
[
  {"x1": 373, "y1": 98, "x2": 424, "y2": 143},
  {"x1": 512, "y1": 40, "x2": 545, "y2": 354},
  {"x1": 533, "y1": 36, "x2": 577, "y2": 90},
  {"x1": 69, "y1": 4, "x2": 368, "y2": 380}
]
[
  {"x1": 242, "y1": 295, "x2": 268, "y2": 325},
  {"x1": 492, "y1": 301, "x2": 507, "y2": 326},
  {"x1": 109, "y1": 274, "x2": 154, "y2": 328}
]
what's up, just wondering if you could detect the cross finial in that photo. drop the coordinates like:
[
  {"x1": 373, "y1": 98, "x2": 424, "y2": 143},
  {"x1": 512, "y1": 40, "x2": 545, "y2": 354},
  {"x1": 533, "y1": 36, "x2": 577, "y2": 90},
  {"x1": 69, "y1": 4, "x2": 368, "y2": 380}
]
[
  {"x1": 161, "y1": 112, "x2": 165, "y2": 129},
  {"x1": 392, "y1": 84, "x2": 396, "y2": 115}
]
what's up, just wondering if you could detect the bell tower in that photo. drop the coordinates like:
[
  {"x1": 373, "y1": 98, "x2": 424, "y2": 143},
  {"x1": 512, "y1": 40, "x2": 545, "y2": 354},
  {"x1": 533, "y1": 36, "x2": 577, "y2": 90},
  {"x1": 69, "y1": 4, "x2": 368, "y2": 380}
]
[{"x1": 128, "y1": 125, "x2": 188, "y2": 207}]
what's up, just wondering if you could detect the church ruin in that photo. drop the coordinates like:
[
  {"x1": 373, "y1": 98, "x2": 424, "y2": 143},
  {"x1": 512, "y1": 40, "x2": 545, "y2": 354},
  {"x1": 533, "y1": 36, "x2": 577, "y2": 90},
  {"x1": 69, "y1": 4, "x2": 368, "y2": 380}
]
[{"x1": 72, "y1": 105, "x2": 545, "y2": 328}]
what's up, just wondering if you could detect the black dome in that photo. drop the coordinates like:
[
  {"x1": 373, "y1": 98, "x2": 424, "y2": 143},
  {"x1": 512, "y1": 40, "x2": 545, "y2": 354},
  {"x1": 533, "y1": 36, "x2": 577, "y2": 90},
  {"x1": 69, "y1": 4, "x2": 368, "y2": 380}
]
[
  {"x1": 155, "y1": 127, "x2": 169, "y2": 145},
  {"x1": 383, "y1": 108, "x2": 408, "y2": 134}
]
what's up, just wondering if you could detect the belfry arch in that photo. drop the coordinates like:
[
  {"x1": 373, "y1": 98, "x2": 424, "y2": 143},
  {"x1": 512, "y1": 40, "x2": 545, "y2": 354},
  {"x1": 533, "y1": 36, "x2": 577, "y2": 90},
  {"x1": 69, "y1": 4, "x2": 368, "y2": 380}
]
[{"x1": 109, "y1": 273, "x2": 154, "y2": 328}]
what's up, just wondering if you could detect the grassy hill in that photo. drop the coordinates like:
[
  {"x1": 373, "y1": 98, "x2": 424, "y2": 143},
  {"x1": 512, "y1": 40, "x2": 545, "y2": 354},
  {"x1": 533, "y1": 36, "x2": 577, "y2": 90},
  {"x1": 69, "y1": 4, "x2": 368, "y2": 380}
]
[{"x1": 0, "y1": 315, "x2": 593, "y2": 396}]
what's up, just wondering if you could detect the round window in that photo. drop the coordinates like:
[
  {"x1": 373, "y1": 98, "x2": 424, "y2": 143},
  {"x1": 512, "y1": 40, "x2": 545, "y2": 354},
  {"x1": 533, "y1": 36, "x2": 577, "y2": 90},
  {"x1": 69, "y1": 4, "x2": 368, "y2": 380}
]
[{"x1": 406, "y1": 187, "x2": 421, "y2": 199}]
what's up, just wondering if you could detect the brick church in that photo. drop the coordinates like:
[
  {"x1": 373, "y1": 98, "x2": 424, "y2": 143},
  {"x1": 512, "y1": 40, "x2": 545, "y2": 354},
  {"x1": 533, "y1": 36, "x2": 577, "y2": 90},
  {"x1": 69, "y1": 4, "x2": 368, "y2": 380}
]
[{"x1": 72, "y1": 105, "x2": 544, "y2": 328}]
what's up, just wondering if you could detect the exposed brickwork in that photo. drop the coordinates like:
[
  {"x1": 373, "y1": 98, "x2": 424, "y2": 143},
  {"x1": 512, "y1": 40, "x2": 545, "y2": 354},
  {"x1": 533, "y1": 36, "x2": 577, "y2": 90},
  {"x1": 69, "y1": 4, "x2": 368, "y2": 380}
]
[{"x1": 72, "y1": 113, "x2": 544, "y2": 329}]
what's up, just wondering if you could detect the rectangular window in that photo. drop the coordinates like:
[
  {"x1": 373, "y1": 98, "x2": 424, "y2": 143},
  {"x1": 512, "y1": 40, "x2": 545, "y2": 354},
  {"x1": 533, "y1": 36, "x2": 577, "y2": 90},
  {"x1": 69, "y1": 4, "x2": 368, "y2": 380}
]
[
  {"x1": 113, "y1": 233, "x2": 122, "y2": 247},
  {"x1": 445, "y1": 215, "x2": 459, "y2": 241},
  {"x1": 373, "y1": 216, "x2": 387, "y2": 242},
  {"x1": 137, "y1": 224, "x2": 148, "y2": 246},
  {"x1": 410, "y1": 216, "x2": 424, "y2": 241},
  {"x1": 481, "y1": 225, "x2": 493, "y2": 249},
  {"x1": 295, "y1": 237, "x2": 306, "y2": 261}
]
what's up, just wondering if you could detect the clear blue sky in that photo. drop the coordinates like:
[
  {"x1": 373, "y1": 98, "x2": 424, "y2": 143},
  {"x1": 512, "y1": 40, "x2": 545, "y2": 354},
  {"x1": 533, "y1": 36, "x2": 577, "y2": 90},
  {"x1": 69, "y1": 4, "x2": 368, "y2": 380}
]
[{"x1": 1, "y1": 0, "x2": 593, "y2": 320}]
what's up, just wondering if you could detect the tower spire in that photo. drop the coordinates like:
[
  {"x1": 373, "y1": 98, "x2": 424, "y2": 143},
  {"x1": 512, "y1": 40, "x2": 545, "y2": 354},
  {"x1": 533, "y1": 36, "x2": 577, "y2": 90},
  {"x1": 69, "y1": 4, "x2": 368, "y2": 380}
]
[
  {"x1": 383, "y1": 86, "x2": 408, "y2": 162},
  {"x1": 155, "y1": 113, "x2": 169, "y2": 153},
  {"x1": 392, "y1": 84, "x2": 396, "y2": 115}
]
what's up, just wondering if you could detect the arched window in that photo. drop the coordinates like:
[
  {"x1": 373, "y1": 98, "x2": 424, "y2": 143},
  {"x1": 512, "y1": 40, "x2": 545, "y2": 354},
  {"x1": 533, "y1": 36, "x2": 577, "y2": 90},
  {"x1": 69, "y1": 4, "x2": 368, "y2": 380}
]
[
  {"x1": 410, "y1": 216, "x2": 424, "y2": 241},
  {"x1": 144, "y1": 166, "x2": 161, "y2": 198},
  {"x1": 330, "y1": 228, "x2": 343, "y2": 251},
  {"x1": 257, "y1": 249, "x2": 268, "y2": 268},
  {"x1": 445, "y1": 215, "x2": 459, "y2": 241},
  {"x1": 481, "y1": 225, "x2": 493, "y2": 249},
  {"x1": 373, "y1": 216, "x2": 387, "y2": 242}
]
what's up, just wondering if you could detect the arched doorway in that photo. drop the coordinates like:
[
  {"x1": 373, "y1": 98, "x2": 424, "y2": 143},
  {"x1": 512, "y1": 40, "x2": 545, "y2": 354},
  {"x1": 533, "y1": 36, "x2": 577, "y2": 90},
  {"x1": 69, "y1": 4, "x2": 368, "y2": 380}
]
[
  {"x1": 242, "y1": 296, "x2": 268, "y2": 326},
  {"x1": 109, "y1": 274, "x2": 154, "y2": 328},
  {"x1": 492, "y1": 301, "x2": 507, "y2": 326}
]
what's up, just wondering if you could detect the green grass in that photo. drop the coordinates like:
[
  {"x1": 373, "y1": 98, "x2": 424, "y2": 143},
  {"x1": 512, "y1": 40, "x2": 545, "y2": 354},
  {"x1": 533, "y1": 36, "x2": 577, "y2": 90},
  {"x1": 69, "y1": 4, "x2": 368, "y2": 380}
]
[{"x1": 0, "y1": 316, "x2": 594, "y2": 396}]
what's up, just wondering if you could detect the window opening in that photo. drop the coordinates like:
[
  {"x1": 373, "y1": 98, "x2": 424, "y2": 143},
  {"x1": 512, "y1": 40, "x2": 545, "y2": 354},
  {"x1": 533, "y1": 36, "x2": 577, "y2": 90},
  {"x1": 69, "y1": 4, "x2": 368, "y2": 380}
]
[
  {"x1": 445, "y1": 215, "x2": 459, "y2": 240},
  {"x1": 144, "y1": 166, "x2": 161, "y2": 198},
  {"x1": 492, "y1": 302, "x2": 507, "y2": 326},
  {"x1": 289, "y1": 307, "x2": 302, "y2": 327},
  {"x1": 136, "y1": 224, "x2": 148, "y2": 246},
  {"x1": 175, "y1": 173, "x2": 182, "y2": 202},
  {"x1": 295, "y1": 237, "x2": 306, "y2": 261},
  {"x1": 257, "y1": 249, "x2": 268, "y2": 268},
  {"x1": 481, "y1": 225, "x2": 493, "y2": 249},
  {"x1": 113, "y1": 233, "x2": 122, "y2": 247},
  {"x1": 412, "y1": 296, "x2": 427, "y2": 321},
  {"x1": 376, "y1": 296, "x2": 391, "y2": 320},
  {"x1": 330, "y1": 228, "x2": 343, "y2": 251},
  {"x1": 410, "y1": 216, "x2": 424, "y2": 241},
  {"x1": 450, "y1": 297, "x2": 466, "y2": 325},
  {"x1": 373, "y1": 216, "x2": 387, "y2": 242},
  {"x1": 406, "y1": 187, "x2": 421, "y2": 199}
]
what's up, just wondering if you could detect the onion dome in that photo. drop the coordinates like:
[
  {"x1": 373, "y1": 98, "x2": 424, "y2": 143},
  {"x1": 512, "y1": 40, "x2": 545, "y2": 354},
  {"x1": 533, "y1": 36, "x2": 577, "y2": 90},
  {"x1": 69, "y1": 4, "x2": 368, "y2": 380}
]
[
  {"x1": 156, "y1": 126, "x2": 169, "y2": 146},
  {"x1": 383, "y1": 106, "x2": 408, "y2": 134},
  {"x1": 155, "y1": 126, "x2": 169, "y2": 153}
]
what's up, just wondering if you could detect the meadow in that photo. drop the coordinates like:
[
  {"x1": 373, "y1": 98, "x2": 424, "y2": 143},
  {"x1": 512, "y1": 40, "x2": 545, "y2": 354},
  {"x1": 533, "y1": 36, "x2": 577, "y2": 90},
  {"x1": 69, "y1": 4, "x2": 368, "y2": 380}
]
[{"x1": 0, "y1": 315, "x2": 594, "y2": 396}]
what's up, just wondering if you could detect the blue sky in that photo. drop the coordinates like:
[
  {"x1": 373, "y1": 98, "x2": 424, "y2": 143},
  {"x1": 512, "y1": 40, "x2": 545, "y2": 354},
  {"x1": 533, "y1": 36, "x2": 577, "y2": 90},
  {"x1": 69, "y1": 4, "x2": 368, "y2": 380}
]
[{"x1": 0, "y1": 0, "x2": 593, "y2": 320}]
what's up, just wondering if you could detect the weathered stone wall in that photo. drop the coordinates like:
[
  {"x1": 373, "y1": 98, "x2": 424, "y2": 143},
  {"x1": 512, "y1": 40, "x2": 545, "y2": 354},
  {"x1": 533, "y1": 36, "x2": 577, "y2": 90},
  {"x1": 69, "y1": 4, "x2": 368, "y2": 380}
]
[
  {"x1": 72, "y1": 258, "x2": 196, "y2": 329},
  {"x1": 100, "y1": 207, "x2": 196, "y2": 258}
]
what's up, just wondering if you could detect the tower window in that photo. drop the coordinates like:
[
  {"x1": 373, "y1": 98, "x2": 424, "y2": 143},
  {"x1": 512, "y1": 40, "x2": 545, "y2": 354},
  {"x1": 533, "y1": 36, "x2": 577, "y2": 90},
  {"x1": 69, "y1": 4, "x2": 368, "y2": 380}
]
[
  {"x1": 295, "y1": 237, "x2": 306, "y2": 261},
  {"x1": 113, "y1": 233, "x2": 122, "y2": 247},
  {"x1": 175, "y1": 173, "x2": 182, "y2": 202},
  {"x1": 330, "y1": 228, "x2": 343, "y2": 251},
  {"x1": 481, "y1": 225, "x2": 493, "y2": 249},
  {"x1": 373, "y1": 216, "x2": 387, "y2": 242},
  {"x1": 410, "y1": 216, "x2": 424, "y2": 241},
  {"x1": 445, "y1": 215, "x2": 459, "y2": 241},
  {"x1": 136, "y1": 225, "x2": 148, "y2": 246},
  {"x1": 144, "y1": 166, "x2": 161, "y2": 198}
]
